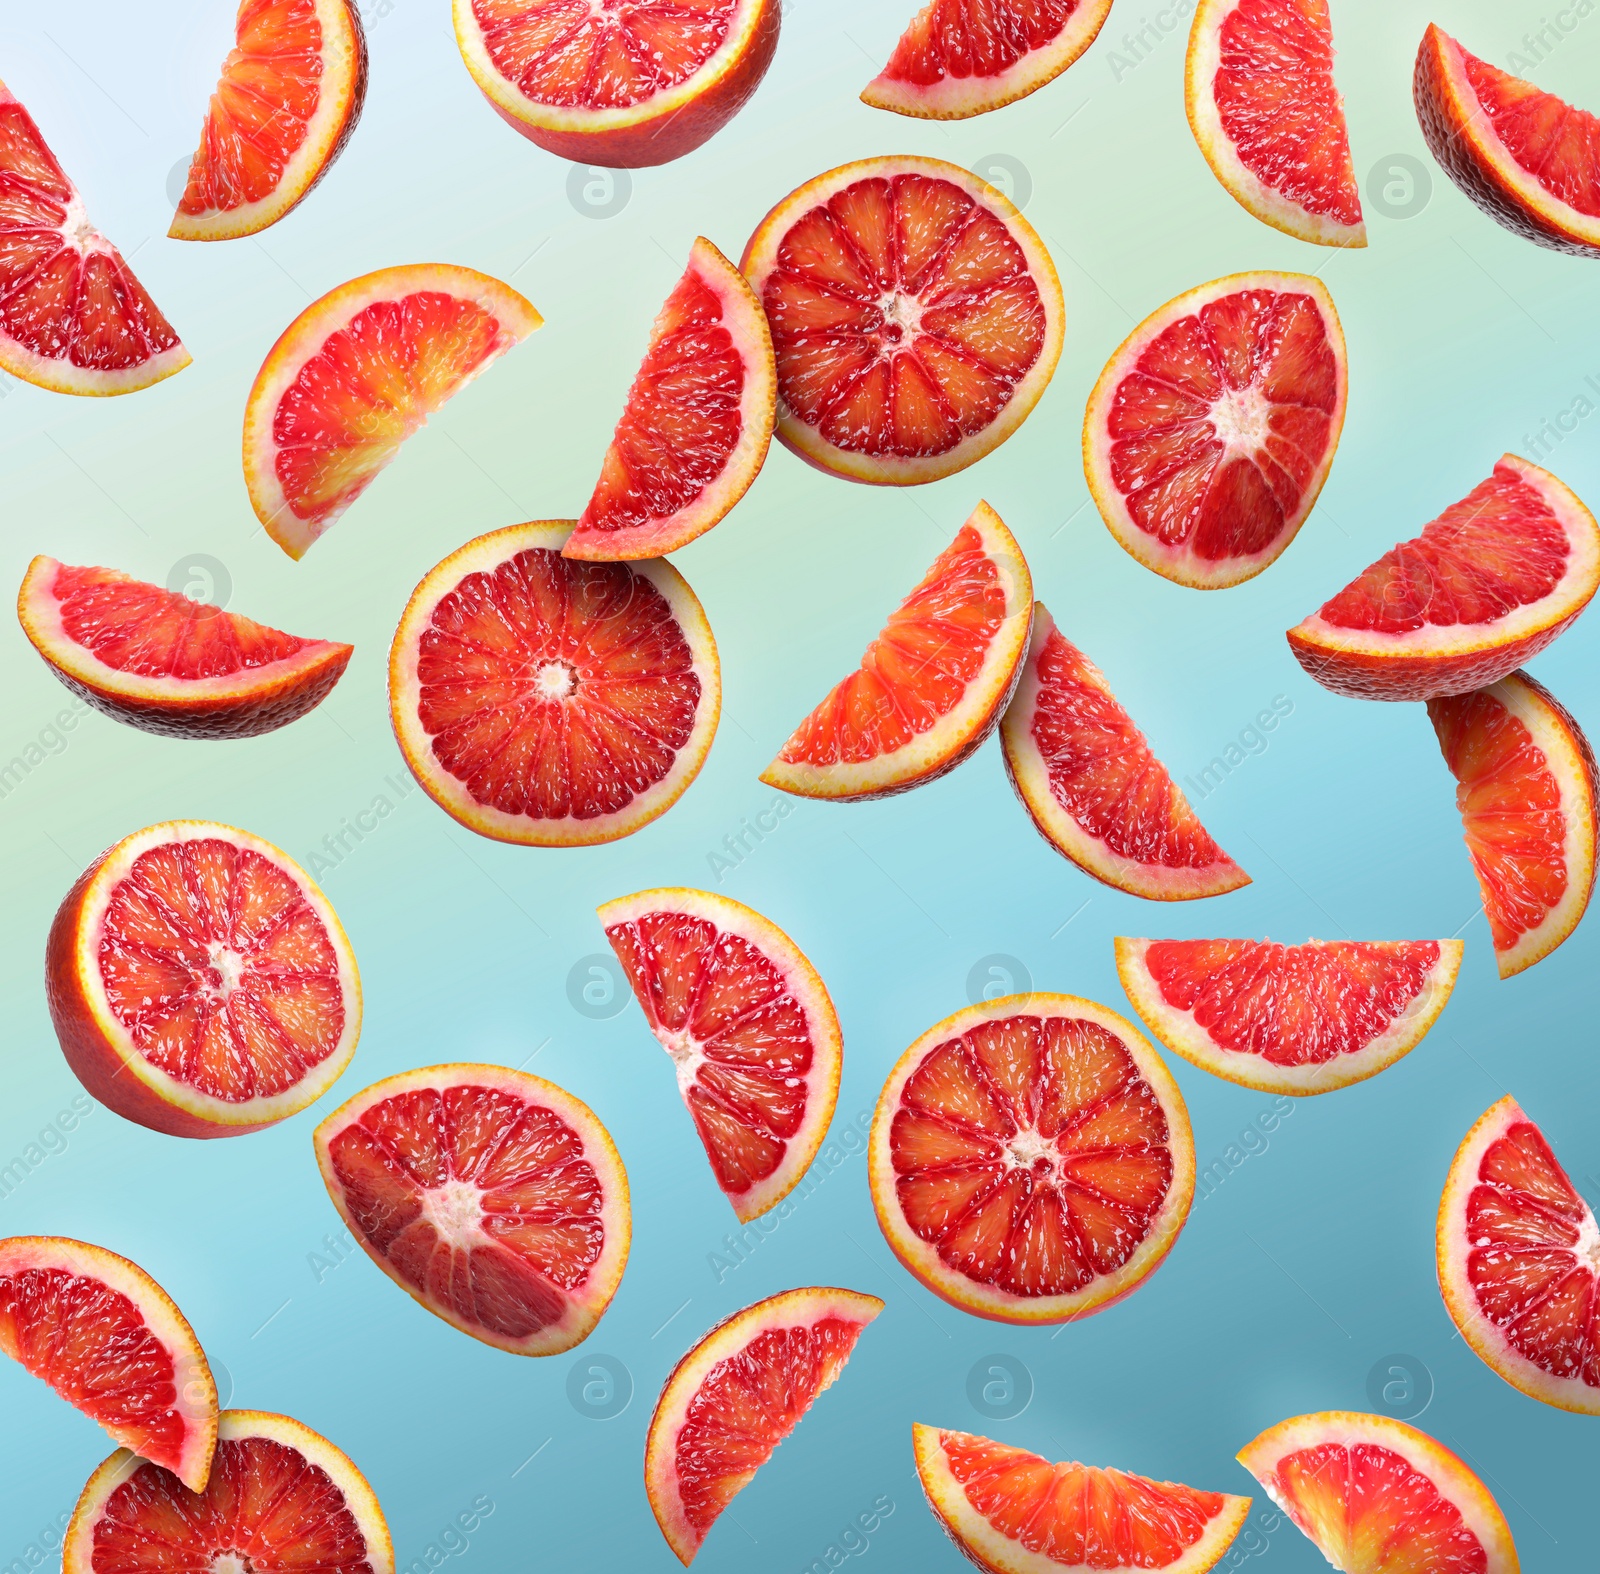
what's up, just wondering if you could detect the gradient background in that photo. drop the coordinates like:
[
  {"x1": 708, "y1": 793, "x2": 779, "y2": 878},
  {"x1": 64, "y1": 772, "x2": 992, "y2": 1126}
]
[{"x1": 0, "y1": 0, "x2": 1596, "y2": 1568}]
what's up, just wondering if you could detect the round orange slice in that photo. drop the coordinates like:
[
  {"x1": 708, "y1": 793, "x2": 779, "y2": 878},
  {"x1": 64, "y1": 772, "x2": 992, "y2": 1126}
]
[
  {"x1": 1428, "y1": 671, "x2": 1597, "y2": 979},
  {"x1": 645, "y1": 1286, "x2": 882, "y2": 1564},
  {"x1": 46, "y1": 820, "x2": 361, "y2": 1138},
  {"x1": 761, "y1": 502, "x2": 1031, "y2": 800},
  {"x1": 1083, "y1": 272, "x2": 1347, "y2": 589},
  {"x1": 1000, "y1": 605, "x2": 1250, "y2": 901},
  {"x1": 243, "y1": 264, "x2": 541, "y2": 558},
  {"x1": 0, "y1": 1237, "x2": 216, "y2": 1493},
  {"x1": 389, "y1": 521, "x2": 720, "y2": 845},
  {"x1": 599, "y1": 888, "x2": 841, "y2": 1221},
  {"x1": 869, "y1": 993, "x2": 1194, "y2": 1324},
  {"x1": 742, "y1": 156, "x2": 1064, "y2": 486},
  {"x1": 1237, "y1": 1412, "x2": 1518, "y2": 1574}
]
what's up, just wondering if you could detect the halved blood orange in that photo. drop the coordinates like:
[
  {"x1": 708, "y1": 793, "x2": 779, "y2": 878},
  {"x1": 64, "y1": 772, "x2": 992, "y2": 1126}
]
[
  {"x1": 1237, "y1": 1413, "x2": 1518, "y2": 1574},
  {"x1": 314, "y1": 1064, "x2": 630, "y2": 1355},
  {"x1": 390, "y1": 521, "x2": 720, "y2": 845},
  {"x1": 742, "y1": 156, "x2": 1064, "y2": 486},
  {"x1": 46, "y1": 821, "x2": 361, "y2": 1138},
  {"x1": 1289, "y1": 455, "x2": 1600, "y2": 701},
  {"x1": 645, "y1": 1286, "x2": 882, "y2": 1564},
  {"x1": 1439, "y1": 1096, "x2": 1600, "y2": 1415},
  {"x1": 64, "y1": 1410, "x2": 393, "y2": 1574},
  {"x1": 1428, "y1": 671, "x2": 1597, "y2": 979},
  {"x1": 0, "y1": 1237, "x2": 216, "y2": 1492},
  {"x1": 0, "y1": 81, "x2": 188, "y2": 395},
  {"x1": 599, "y1": 889, "x2": 841, "y2": 1222},
  {"x1": 761, "y1": 502, "x2": 1031, "y2": 800},
  {"x1": 1118, "y1": 937, "x2": 1463, "y2": 1096},
  {"x1": 1000, "y1": 606, "x2": 1249, "y2": 901},
  {"x1": 914, "y1": 1424, "x2": 1252, "y2": 1573},
  {"x1": 869, "y1": 993, "x2": 1194, "y2": 1324},
  {"x1": 243, "y1": 265, "x2": 541, "y2": 558},
  {"x1": 563, "y1": 238, "x2": 775, "y2": 562},
  {"x1": 18, "y1": 556, "x2": 352, "y2": 740},
  {"x1": 1083, "y1": 272, "x2": 1347, "y2": 589},
  {"x1": 171, "y1": 0, "x2": 368, "y2": 241}
]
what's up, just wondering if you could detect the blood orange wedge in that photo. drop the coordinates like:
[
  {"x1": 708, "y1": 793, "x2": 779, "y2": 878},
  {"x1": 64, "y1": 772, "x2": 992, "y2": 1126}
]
[
  {"x1": 0, "y1": 1237, "x2": 216, "y2": 1492},
  {"x1": 1236, "y1": 1413, "x2": 1518, "y2": 1574},
  {"x1": 46, "y1": 820, "x2": 361, "y2": 1138},
  {"x1": 243, "y1": 264, "x2": 541, "y2": 558},
  {"x1": 761, "y1": 502, "x2": 1031, "y2": 800},
  {"x1": 314, "y1": 1064, "x2": 629, "y2": 1355},
  {"x1": 18, "y1": 556, "x2": 352, "y2": 740},
  {"x1": 1083, "y1": 272, "x2": 1347, "y2": 589},
  {"x1": 1000, "y1": 606, "x2": 1249, "y2": 901},
  {"x1": 1288, "y1": 456, "x2": 1600, "y2": 701},
  {"x1": 1428, "y1": 671, "x2": 1597, "y2": 979},
  {"x1": 0, "y1": 81, "x2": 188, "y2": 395},
  {"x1": 1116, "y1": 938, "x2": 1464, "y2": 1096},
  {"x1": 390, "y1": 521, "x2": 719, "y2": 845},
  {"x1": 914, "y1": 1424, "x2": 1252, "y2": 1573},
  {"x1": 644, "y1": 1286, "x2": 882, "y2": 1564},
  {"x1": 742, "y1": 156, "x2": 1064, "y2": 486},
  {"x1": 171, "y1": 0, "x2": 368, "y2": 241},
  {"x1": 599, "y1": 889, "x2": 841, "y2": 1221},
  {"x1": 869, "y1": 993, "x2": 1194, "y2": 1324},
  {"x1": 563, "y1": 238, "x2": 775, "y2": 562}
]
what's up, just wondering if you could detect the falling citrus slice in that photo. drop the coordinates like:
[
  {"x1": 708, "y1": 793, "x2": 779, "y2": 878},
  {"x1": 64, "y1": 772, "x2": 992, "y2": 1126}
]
[
  {"x1": 1438, "y1": 1096, "x2": 1600, "y2": 1415},
  {"x1": 314, "y1": 1063, "x2": 630, "y2": 1355},
  {"x1": 645, "y1": 1286, "x2": 882, "y2": 1564},
  {"x1": 1237, "y1": 1412, "x2": 1518, "y2": 1574},
  {"x1": 563, "y1": 238, "x2": 775, "y2": 561},
  {"x1": 1083, "y1": 271, "x2": 1347, "y2": 589},
  {"x1": 870, "y1": 992, "x2": 1194, "y2": 1324},
  {"x1": 171, "y1": 0, "x2": 368, "y2": 241},
  {"x1": 0, "y1": 1237, "x2": 216, "y2": 1493},
  {"x1": 742, "y1": 156, "x2": 1064, "y2": 485},
  {"x1": 243, "y1": 264, "x2": 541, "y2": 558},
  {"x1": 46, "y1": 820, "x2": 361, "y2": 1138},
  {"x1": 1428, "y1": 671, "x2": 1597, "y2": 978},
  {"x1": 914, "y1": 1424, "x2": 1252, "y2": 1573},
  {"x1": 1000, "y1": 605, "x2": 1250, "y2": 901},
  {"x1": 762, "y1": 502, "x2": 1031, "y2": 800},
  {"x1": 18, "y1": 556, "x2": 352, "y2": 739},
  {"x1": 390, "y1": 521, "x2": 720, "y2": 845},
  {"x1": 1289, "y1": 456, "x2": 1600, "y2": 701},
  {"x1": 1116, "y1": 938, "x2": 1463, "y2": 1096},
  {"x1": 1185, "y1": 0, "x2": 1365, "y2": 247},
  {"x1": 599, "y1": 889, "x2": 842, "y2": 1221}
]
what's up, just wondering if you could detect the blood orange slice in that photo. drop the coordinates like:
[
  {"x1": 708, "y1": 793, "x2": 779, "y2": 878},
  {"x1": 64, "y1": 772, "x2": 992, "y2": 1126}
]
[
  {"x1": 0, "y1": 1238, "x2": 216, "y2": 1492},
  {"x1": 171, "y1": 0, "x2": 368, "y2": 241},
  {"x1": 314, "y1": 1064, "x2": 630, "y2": 1355},
  {"x1": 390, "y1": 521, "x2": 720, "y2": 845},
  {"x1": 599, "y1": 889, "x2": 841, "y2": 1221},
  {"x1": 1116, "y1": 937, "x2": 1463, "y2": 1096},
  {"x1": 1083, "y1": 272, "x2": 1347, "y2": 589},
  {"x1": 1428, "y1": 671, "x2": 1597, "y2": 979},
  {"x1": 1000, "y1": 605, "x2": 1249, "y2": 901},
  {"x1": 762, "y1": 502, "x2": 1031, "y2": 800},
  {"x1": 1438, "y1": 1096, "x2": 1600, "y2": 1415},
  {"x1": 46, "y1": 821, "x2": 361, "y2": 1138},
  {"x1": 243, "y1": 265, "x2": 541, "y2": 558},
  {"x1": 1288, "y1": 455, "x2": 1600, "y2": 702},
  {"x1": 914, "y1": 1424, "x2": 1251, "y2": 1573},
  {"x1": 563, "y1": 238, "x2": 775, "y2": 562},
  {"x1": 742, "y1": 157, "x2": 1064, "y2": 486},
  {"x1": 645, "y1": 1286, "x2": 882, "y2": 1564},
  {"x1": 1185, "y1": 0, "x2": 1365, "y2": 247},
  {"x1": 869, "y1": 993, "x2": 1194, "y2": 1324}
]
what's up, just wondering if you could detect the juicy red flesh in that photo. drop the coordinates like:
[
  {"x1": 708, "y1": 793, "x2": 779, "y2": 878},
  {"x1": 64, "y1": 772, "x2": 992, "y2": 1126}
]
[
  {"x1": 1464, "y1": 50, "x2": 1600, "y2": 219},
  {"x1": 879, "y1": 0, "x2": 1091, "y2": 87}
]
